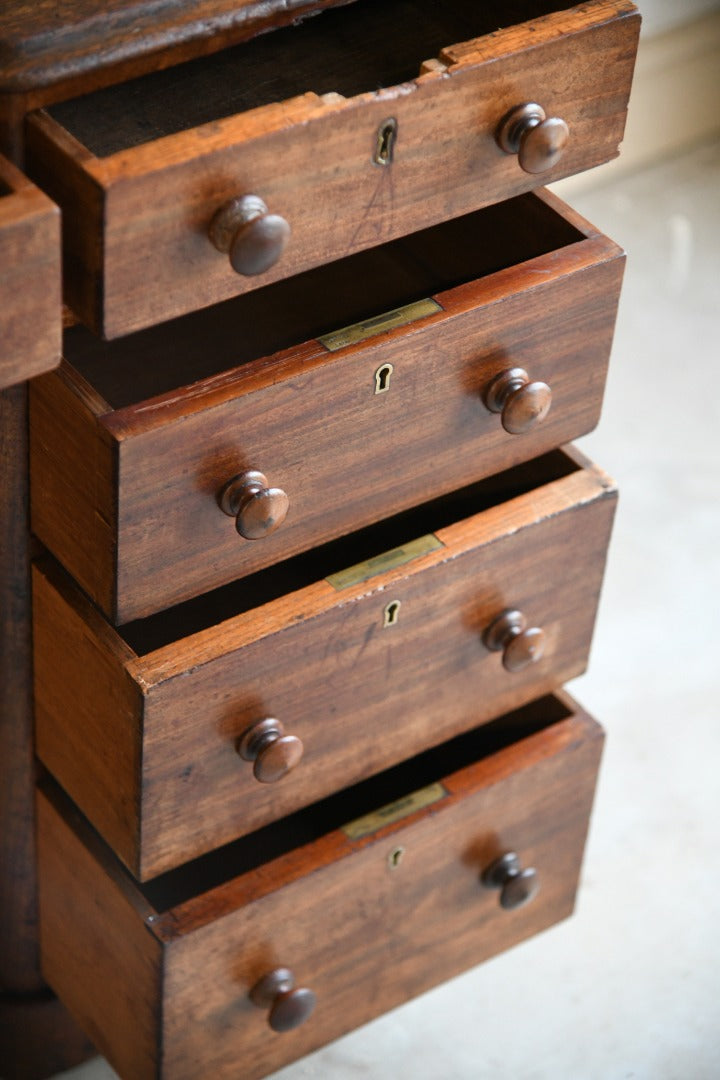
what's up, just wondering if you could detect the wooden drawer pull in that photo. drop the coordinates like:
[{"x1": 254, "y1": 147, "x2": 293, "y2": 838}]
[
  {"x1": 496, "y1": 103, "x2": 569, "y2": 174},
  {"x1": 482, "y1": 609, "x2": 545, "y2": 673},
  {"x1": 482, "y1": 852, "x2": 539, "y2": 910},
  {"x1": 237, "y1": 718, "x2": 303, "y2": 784},
  {"x1": 483, "y1": 367, "x2": 552, "y2": 435},
  {"x1": 219, "y1": 469, "x2": 289, "y2": 540},
  {"x1": 209, "y1": 194, "x2": 291, "y2": 276},
  {"x1": 249, "y1": 968, "x2": 316, "y2": 1033}
]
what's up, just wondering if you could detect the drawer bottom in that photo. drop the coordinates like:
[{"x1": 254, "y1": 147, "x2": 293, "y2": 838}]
[{"x1": 37, "y1": 691, "x2": 603, "y2": 1080}]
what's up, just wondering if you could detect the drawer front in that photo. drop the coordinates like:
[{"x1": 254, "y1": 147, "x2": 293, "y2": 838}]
[
  {"x1": 24, "y1": 1, "x2": 639, "y2": 337},
  {"x1": 0, "y1": 156, "x2": 61, "y2": 390},
  {"x1": 30, "y1": 192, "x2": 624, "y2": 624},
  {"x1": 37, "y1": 694, "x2": 604, "y2": 1080},
  {"x1": 33, "y1": 452, "x2": 616, "y2": 878}
]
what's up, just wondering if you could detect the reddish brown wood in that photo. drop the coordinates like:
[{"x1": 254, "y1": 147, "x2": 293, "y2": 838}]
[
  {"x1": 483, "y1": 609, "x2": 547, "y2": 673},
  {"x1": 496, "y1": 103, "x2": 570, "y2": 174},
  {"x1": 483, "y1": 367, "x2": 553, "y2": 435},
  {"x1": 33, "y1": 451, "x2": 616, "y2": 879},
  {"x1": 30, "y1": 191, "x2": 625, "y2": 623},
  {"x1": 23, "y1": 1, "x2": 639, "y2": 336},
  {"x1": 249, "y1": 970, "x2": 317, "y2": 1033},
  {"x1": 36, "y1": 692, "x2": 604, "y2": 1080},
  {"x1": 0, "y1": 156, "x2": 61, "y2": 390},
  {"x1": 0, "y1": 385, "x2": 41, "y2": 994},
  {"x1": 238, "y1": 720, "x2": 305, "y2": 784},
  {"x1": 0, "y1": 276, "x2": 89, "y2": 1080}
]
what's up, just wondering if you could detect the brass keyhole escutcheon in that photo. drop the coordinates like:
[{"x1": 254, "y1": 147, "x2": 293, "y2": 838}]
[
  {"x1": 388, "y1": 846, "x2": 405, "y2": 870},
  {"x1": 383, "y1": 600, "x2": 401, "y2": 627},
  {"x1": 374, "y1": 362, "x2": 394, "y2": 394},
  {"x1": 374, "y1": 118, "x2": 398, "y2": 165}
]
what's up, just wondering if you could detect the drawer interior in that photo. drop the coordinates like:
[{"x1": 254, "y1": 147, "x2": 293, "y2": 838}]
[
  {"x1": 65, "y1": 192, "x2": 584, "y2": 409},
  {"x1": 119, "y1": 448, "x2": 580, "y2": 654},
  {"x1": 45, "y1": 693, "x2": 573, "y2": 913},
  {"x1": 47, "y1": 0, "x2": 579, "y2": 158}
]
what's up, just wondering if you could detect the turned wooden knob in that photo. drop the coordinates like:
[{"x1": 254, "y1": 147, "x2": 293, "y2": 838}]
[
  {"x1": 237, "y1": 719, "x2": 303, "y2": 784},
  {"x1": 209, "y1": 194, "x2": 290, "y2": 275},
  {"x1": 483, "y1": 609, "x2": 545, "y2": 673},
  {"x1": 483, "y1": 367, "x2": 551, "y2": 435},
  {"x1": 482, "y1": 852, "x2": 539, "y2": 910},
  {"x1": 496, "y1": 103, "x2": 569, "y2": 174},
  {"x1": 250, "y1": 968, "x2": 316, "y2": 1033},
  {"x1": 219, "y1": 470, "x2": 289, "y2": 540}
]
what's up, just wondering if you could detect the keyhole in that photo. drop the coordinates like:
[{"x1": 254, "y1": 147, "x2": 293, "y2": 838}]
[
  {"x1": 374, "y1": 118, "x2": 398, "y2": 166},
  {"x1": 374, "y1": 363, "x2": 394, "y2": 395},
  {"x1": 383, "y1": 600, "x2": 401, "y2": 627},
  {"x1": 388, "y1": 846, "x2": 405, "y2": 870}
]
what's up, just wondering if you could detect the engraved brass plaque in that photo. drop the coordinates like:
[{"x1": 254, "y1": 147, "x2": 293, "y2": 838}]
[
  {"x1": 342, "y1": 782, "x2": 448, "y2": 841},
  {"x1": 318, "y1": 297, "x2": 443, "y2": 352},
  {"x1": 326, "y1": 533, "x2": 443, "y2": 591}
]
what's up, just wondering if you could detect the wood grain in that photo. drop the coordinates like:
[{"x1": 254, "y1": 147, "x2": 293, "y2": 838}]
[
  {"x1": 24, "y1": 1, "x2": 639, "y2": 336},
  {"x1": 30, "y1": 191, "x2": 625, "y2": 623},
  {"x1": 36, "y1": 789, "x2": 162, "y2": 1080},
  {"x1": 33, "y1": 453, "x2": 616, "y2": 879},
  {"x1": 0, "y1": 155, "x2": 61, "y2": 389},
  {"x1": 0, "y1": 0, "x2": 361, "y2": 94},
  {"x1": 36, "y1": 692, "x2": 604, "y2": 1080}
]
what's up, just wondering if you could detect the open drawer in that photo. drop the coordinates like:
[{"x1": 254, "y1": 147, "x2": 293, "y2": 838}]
[
  {"x1": 33, "y1": 446, "x2": 616, "y2": 879},
  {"x1": 0, "y1": 155, "x2": 60, "y2": 390},
  {"x1": 24, "y1": 0, "x2": 639, "y2": 337},
  {"x1": 30, "y1": 190, "x2": 624, "y2": 623},
  {"x1": 37, "y1": 690, "x2": 604, "y2": 1080}
]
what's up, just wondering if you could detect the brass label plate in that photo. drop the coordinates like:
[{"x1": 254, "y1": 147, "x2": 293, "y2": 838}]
[
  {"x1": 318, "y1": 297, "x2": 443, "y2": 352},
  {"x1": 327, "y1": 533, "x2": 444, "y2": 591},
  {"x1": 342, "y1": 782, "x2": 448, "y2": 841}
]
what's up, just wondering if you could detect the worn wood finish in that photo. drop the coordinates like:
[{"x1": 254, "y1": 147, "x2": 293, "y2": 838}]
[
  {"x1": 36, "y1": 692, "x2": 604, "y2": 1080},
  {"x1": 0, "y1": 0, "x2": 360, "y2": 96},
  {"x1": 24, "y1": 1, "x2": 639, "y2": 336},
  {"x1": 33, "y1": 450, "x2": 616, "y2": 879},
  {"x1": 0, "y1": 156, "x2": 60, "y2": 389},
  {"x1": 30, "y1": 191, "x2": 624, "y2": 623}
]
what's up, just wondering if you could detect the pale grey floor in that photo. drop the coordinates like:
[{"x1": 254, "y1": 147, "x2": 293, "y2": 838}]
[{"x1": 53, "y1": 141, "x2": 720, "y2": 1080}]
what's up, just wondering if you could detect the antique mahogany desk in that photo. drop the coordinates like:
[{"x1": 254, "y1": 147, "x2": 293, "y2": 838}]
[{"x1": 0, "y1": 2, "x2": 639, "y2": 1076}]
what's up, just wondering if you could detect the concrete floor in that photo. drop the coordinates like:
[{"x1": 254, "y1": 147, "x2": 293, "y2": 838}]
[{"x1": 53, "y1": 140, "x2": 720, "y2": 1080}]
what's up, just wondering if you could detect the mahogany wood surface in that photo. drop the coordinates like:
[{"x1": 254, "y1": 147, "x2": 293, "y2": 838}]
[
  {"x1": 33, "y1": 451, "x2": 616, "y2": 879},
  {"x1": 36, "y1": 692, "x2": 604, "y2": 1080},
  {"x1": 29, "y1": 191, "x2": 624, "y2": 623},
  {"x1": 23, "y1": 1, "x2": 639, "y2": 337},
  {"x1": 0, "y1": 156, "x2": 60, "y2": 390},
  {"x1": 0, "y1": 386, "x2": 39, "y2": 993}
]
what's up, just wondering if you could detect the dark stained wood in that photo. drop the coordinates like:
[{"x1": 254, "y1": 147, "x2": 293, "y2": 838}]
[
  {"x1": 33, "y1": 451, "x2": 616, "y2": 879},
  {"x1": 29, "y1": 190, "x2": 625, "y2": 623},
  {"x1": 0, "y1": 288, "x2": 88, "y2": 1080},
  {"x1": 0, "y1": 0, "x2": 362, "y2": 95},
  {"x1": 23, "y1": 1, "x2": 640, "y2": 336},
  {"x1": 36, "y1": 692, "x2": 605, "y2": 1080},
  {"x1": 0, "y1": 156, "x2": 61, "y2": 390},
  {"x1": 0, "y1": 993, "x2": 94, "y2": 1080},
  {"x1": 0, "y1": 385, "x2": 41, "y2": 993}
]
